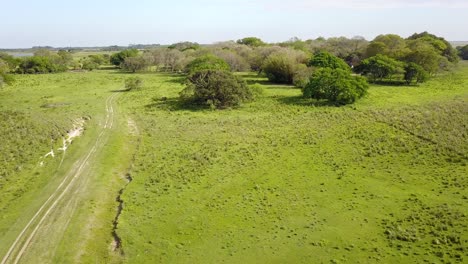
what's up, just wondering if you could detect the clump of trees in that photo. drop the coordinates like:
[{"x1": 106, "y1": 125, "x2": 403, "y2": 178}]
[
  {"x1": 356, "y1": 32, "x2": 458, "y2": 85},
  {"x1": 110, "y1": 49, "x2": 139, "y2": 66},
  {"x1": 15, "y1": 49, "x2": 73, "y2": 74}
]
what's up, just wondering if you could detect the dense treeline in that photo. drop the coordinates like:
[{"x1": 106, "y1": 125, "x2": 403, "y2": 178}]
[{"x1": 1, "y1": 32, "x2": 463, "y2": 105}]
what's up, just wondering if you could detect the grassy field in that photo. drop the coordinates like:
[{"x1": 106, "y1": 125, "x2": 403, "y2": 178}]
[
  {"x1": 0, "y1": 63, "x2": 467, "y2": 263},
  {"x1": 113, "y1": 63, "x2": 468, "y2": 263}
]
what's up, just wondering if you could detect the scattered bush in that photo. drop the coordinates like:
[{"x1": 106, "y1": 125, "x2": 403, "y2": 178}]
[
  {"x1": 181, "y1": 70, "x2": 252, "y2": 109},
  {"x1": 124, "y1": 77, "x2": 143, "y2": 91},
  {"x1": 303, "y1": 68, "x2": 369, "y2": 105}
]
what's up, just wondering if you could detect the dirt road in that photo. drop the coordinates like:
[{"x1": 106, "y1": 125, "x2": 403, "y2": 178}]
[{"x1": 1, "y1": 93, "x2": 118, "y2": 264}]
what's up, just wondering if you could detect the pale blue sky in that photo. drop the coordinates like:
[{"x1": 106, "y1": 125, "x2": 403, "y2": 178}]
[{"x1": 1, "y1": 0, "x2": 466, "y2": 48}]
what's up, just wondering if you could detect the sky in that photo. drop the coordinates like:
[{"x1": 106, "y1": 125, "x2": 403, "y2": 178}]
[{"x1": 1, "y1": 0, "x2": 467, "y2": 48}]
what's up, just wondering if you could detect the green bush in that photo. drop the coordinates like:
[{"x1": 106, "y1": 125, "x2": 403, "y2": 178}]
[
  {"x1": 124, "y1": 77, "x2": 143, "y2": 91},
  {"x1": 303, "y1": 68, "x2": 369, "y2": 105},
  {"x1": 293, "y1": 64, "x2": 314, "y2": 88},
  {"x1": 181, "y1": 70, "x2": 252, "y2": 109},
  {"x1": 262, "y1": 53, "x2": 299, "y2": 84}
]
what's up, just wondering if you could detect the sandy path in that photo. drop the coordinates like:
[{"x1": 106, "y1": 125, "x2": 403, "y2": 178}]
[{"x1": 1, "y1": 93, "x2": 118, "y2": 264}]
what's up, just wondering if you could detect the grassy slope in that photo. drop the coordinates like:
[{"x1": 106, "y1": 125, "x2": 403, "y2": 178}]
[
  {"x1": 117, "y1": 63, "x2": 468, "y2": 263},
  {"x1": 0, "y1": 71, "x2": 129, "y2": 263}
]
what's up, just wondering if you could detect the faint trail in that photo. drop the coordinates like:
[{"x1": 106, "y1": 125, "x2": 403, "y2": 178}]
[{"x1": 1, "y1": 93, "x2": 118, "y2": 264}]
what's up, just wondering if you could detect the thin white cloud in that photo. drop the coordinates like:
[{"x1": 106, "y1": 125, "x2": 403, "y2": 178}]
[{"x1": 263, "y1": 0, "x2": 468, "y2": 9}]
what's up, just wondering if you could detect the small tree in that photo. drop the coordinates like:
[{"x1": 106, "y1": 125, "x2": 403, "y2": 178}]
[
  {"x1": 303, "y1": 68, "x2": 369, "y2": 105},
  {"x1": 404, "y1": 63, "x2": 429, "y2": 85},
  {"x1": 124, "y1": 77, "x2": 143, "y2": 91},
  {"x1": 181, "y1": 70, "x2": 252, "y2": 109}
]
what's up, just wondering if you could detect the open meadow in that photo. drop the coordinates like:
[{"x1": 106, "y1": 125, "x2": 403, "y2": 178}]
[{"x1": 0, "y1": 61, "x2": 467, "y2": 263}]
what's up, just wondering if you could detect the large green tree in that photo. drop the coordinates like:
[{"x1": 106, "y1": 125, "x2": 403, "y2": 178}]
[
  {"x1": 181, "y1": 70, "x2": 252, "y2": 109},
  {"x1": 303, "y1": 68, "x2": 369, "y2": 105}
]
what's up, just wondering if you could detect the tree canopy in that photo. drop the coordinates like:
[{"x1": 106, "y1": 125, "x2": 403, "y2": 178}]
[{"x1": 303, "y1": 68, "x2": 369, "y2": 105}]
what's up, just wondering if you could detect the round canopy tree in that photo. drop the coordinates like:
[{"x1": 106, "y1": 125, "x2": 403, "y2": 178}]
[
  {"x1": 181, "y1": 70, "x2": 252, "y2": 109},
  {"x1": 303, "y1": 68, "x2": 369, "y2": 105}
]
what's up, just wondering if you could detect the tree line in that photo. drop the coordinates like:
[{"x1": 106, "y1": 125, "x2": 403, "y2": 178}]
[{"x1": 1, "y1": 32, "x2": 465, "y2": 105}]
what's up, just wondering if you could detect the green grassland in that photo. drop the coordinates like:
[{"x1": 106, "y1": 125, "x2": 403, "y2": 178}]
[
  {"x1": 116, "y1": 63, "x2": 467, "y2": 263},
  {"x1": 0, "y1": 62, "x2": 467, "y2": 263}
]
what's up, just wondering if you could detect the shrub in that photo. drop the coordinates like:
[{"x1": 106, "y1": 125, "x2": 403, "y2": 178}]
[
  {"x1": 186, "y1": 55, "x2": 230, "y2": 75},
  {"x1": 303, "y1": 68, "x2": 369, "y2": 105},
  {"x1": 181, "y1": 70, "x2": 252, "y2": 109},
  {"x1": 124, "y1": 77, "x2": 143, "y2": 91},
  {"x1": 293, "y1": 64, "x2": 314, "y2": 88},
  {"x1": 249, "y1": 83, "x2": 265, "y2": 99},
  {"x1": 262, "y1": 53, "x2": 298, "y2": 84}
]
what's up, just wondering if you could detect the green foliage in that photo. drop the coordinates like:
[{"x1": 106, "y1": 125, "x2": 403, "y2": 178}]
[
  {"x1": 168, "y1": 41, "x2": 200, "y2": 51},
  {"x1": 457, "y1": 45, "x2": 468, "y2": 60},
  {"x1": 262, "y1": 52, "x2": 300, "y2": 84},
  {"x1": 181, "y1": 70, "x2": 252, "y2": 109},
  {"x1": 408, "y1": 32, "x2": 459, "y2": 63},
  {"x1": 292, "y1": 64, "x2": 314, "y2": 88},
  {"x1": 110, "y1": 49, "x2": 139, "y2": 66},
  {"x1": 185, "y1": 55, "x2": 230, "y2": 75},
  {"x1": 248, "y1": 83, "x2": 265, "y2": 99},
  {"x1": 303, "y1": 68, "x2": 369, "y2": 105},
  {"x1": 16, "y1": 55, "x2": 68, "y2": 74},
  {"x1": 356, "y1": 54, "x2": 404, "y2": 82},
  {"x1": 81, "y1": 58, "x2": 99, "y2": 71},
  {"x1": 0, "y1": 59, "x2": 14, "y2": 87},
  {"x1": 366, "y1": 34, "x2": 409, "y2": 59},
  {"x1": 237, "y1": 37, "x2": 266, "y2": 47},
  {"x1": 404, "y1": 63, "x2": 429, "y2": 85},
  {"x1": 125, "y1": 77, "x2": 143, "y2": 91},
  {"x1": 0, "y1": 52, "x2": 20, "y2": 69},
  {"x1": 122, "y1": 56, "x2": 148, "y2": 73},
  {"x1": 405, "y1": 41, "x2": 441, "y2": 74},
  {"x1": 308, "y1": 51, "x2": 350, "y2": 71}
]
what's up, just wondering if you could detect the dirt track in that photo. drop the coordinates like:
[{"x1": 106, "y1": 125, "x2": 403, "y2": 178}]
[{"x1": 1, "y1": 93, "x2": 118, "y2": 264}]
